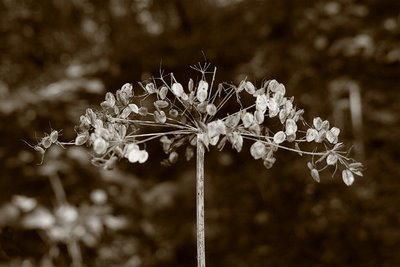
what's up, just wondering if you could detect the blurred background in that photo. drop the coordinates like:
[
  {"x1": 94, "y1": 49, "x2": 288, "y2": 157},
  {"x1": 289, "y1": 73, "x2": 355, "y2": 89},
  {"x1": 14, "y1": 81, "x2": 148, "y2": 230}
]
[{"x1": 0, "y1": 0, "x2": 399, "y2": 266}]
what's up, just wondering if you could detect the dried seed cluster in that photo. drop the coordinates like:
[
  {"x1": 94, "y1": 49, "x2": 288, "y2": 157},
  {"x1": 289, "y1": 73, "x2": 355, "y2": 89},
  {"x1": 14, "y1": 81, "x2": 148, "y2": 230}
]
[{"x1": 35, "y1": 65, "x2": 363, "y2": 185}]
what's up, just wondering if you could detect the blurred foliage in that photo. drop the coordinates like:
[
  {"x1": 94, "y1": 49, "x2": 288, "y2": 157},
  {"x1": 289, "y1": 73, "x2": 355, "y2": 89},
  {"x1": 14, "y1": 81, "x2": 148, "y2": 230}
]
[{"x1": 0, "y1": 0, "x2": 399, "y2": 266}]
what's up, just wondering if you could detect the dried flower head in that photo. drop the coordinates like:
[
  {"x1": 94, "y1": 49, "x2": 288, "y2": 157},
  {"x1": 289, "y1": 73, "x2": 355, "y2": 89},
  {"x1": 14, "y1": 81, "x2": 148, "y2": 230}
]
[{"x1": 30, "y1": 64, "x2": 363, "y2": 185}]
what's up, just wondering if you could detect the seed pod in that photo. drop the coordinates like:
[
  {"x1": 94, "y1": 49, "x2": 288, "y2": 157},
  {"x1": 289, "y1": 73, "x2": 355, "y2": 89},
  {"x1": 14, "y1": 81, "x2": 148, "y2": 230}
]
[
  {"x1": 172, "y1": 82, "x2": 184, "y2": 97},
  {"x1": 321, "y1": 120, "x2": 330, "y2": 131},
  {"x1": 188, "y1": 78, "x2": 194, "y2": 92},
  {"x1": 263, "y1": 156, "x2": 276, "y2": 169},
  {"x1": 196, "y1": 80, "x2": 208, "y2": 103},
  {"x1": 250, "y1": 141, "x2": 266, "y2": 160},
  {"x1": 41, "y1": 136, "x2": 52, "y2": 149},
  {"x1": 242, "y1": 112, "x2": 254, "y2": 128},
  {"x1": 293, "y1": 109, "x2": 304, "y2": 122},
  {"x1": 279, "y1": 109, "x2": 287, "y2": 124},
  {"x1": 196, "y1": 101, "x2": 208, "y2": 113},
  {"x1": 313, "y1": 117, "x2": 323, "y2": 131},
  {"x1": 93, "y1": 138, "x2": 108, "y2": 155},
  {"x1": 276, "y1": 83, "x2": 286, "y2": 95},
  {"x1": 230, "y1": 132, "x2": 243, "y2": 152},
  {"x1": 267, "y1": 79, "x2": 279, "y2": 92},
  {"x1": 307, "y1": 162, "x2": 313, "y2": 170},
  {"x1": 154, "y1": 110, "x2": 167, "y2": 123},
  {"x1": 315, "y1": 130, "x2": 326, "y2": 143},
  {"x1": 113, "y1": 105, "x2": 120, "y2": 115},
  {"x1": 105, "y1": 92, "x2": 116, "y2": 108},
  {"x1": 273, "y1": 131, "x2": 286, "y2": 144},
  {"x1": 286, "y1": 133, "x2": 296, "y2": 142},
  {"x1": 342, "y1": 169, "x2": 355, "y2": 186},
  {"x1": 154, "y1": 100, "x2": 169, "y2": 109},
  {"x1": 158, "y1": 86, "x2": 168, "y2": 99},
  {"x1": 129, "y1": 104, "x2": 139, "y2": 114},
  {"x1": 268, "y1": 98, "x2": 279, "y2": 117},
  {"x1": 326, "y1": 127, "x2": 340, "y2": 144},
  {"x1": 254, "y1": 110, "x2": 265, "y2": 124},
  {"x1": 330, "y1": 127, "x2": 340, "y2": 136},
  {"x1": 138, "y1": 107, "x2": 148, "y2": 116},
  {"x1": 256, "y1": 94, "x2": 268, "y2": 112},
  {"x1": 235, "y1": 80, "x2": 245, "y2": 93},
  {"x1": 120, "y1": 106, "x2": 132, "y2": 119},
  {"x1": 209, "y1": 135, "x2": 219, "y2": 146},
  {"x1": 285, "y1": 119, "x2": 297, "y2": 136},
  {"x1": 181, "y1": 93, "x2": 189, "y2": 101},
  {"x1": 86, "y1": 108, "x2": 97, "y2": 125},
  {"x1": 225, "y1": 113, "x2": 241, "y2": 129},
  {"x1": 169, "y1": 151, "x2": 178, "y2": 164},
  {"x1": 306, "y1": 128, "x2": 318, "y2": 142},
  {"x1": 49, "y1": 130, "x2": 59, "y2": 143},
  {"x1": 121, "y1": 83, "x2": 133, "y2": 98},
  {"x1": 80, "y1": 115, "x2": 91, "y2": 126},
  {"x1": 138, "y1": 150, "x2": 149, "y2": 163},
  {"x1": 75, "y1": 132, "x2": 89, "y2": 145},
  {"x1": 244, "y1": 81, "x2": 255, "y2": 95},
  {"x1": 326, "y1": 153, "x2": 338, "y2": 166},
  {"x1": 169, "y1": 109, "x2": 179, "y2": 118},
  {"x1": 145, "y1": 83, "x2": 156, "y2": 94},
  {"x1": 206, "y1": 103, "x2": 217, "y2": 116},
  {"x1": 160, "y1": 136, "x2": 173, "y2": 153},
  {"x1": 249, "y1": 123, "x2": 261, "y2": 135},
  {"x1": 311, "y1": 168, "x2": 320, "y2": 183},
  {"x1": 185, "y1": 146, "x2": 195, "y2": 161},
  {"x1": 116, "y1": 90, "x2": 129, "y2": 105},
  {"x1": 349, "y1": 162, "x2": 363, "y2": 169},
  {"x1": 284, "y1": 99, "x2": 293, "y2": 114}
]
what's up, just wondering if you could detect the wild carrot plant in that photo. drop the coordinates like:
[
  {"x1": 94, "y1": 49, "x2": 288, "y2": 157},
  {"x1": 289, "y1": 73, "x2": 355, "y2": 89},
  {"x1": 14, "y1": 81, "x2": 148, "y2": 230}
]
[{"x1": 32, "y1": 63, "x2": 363, "y2": 267}]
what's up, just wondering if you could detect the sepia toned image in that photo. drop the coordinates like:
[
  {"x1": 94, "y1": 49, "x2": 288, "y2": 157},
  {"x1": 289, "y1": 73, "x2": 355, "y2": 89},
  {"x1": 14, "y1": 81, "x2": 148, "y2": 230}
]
[{"x1": 0, "y1": 0, "x2": 399, "y2": 266}]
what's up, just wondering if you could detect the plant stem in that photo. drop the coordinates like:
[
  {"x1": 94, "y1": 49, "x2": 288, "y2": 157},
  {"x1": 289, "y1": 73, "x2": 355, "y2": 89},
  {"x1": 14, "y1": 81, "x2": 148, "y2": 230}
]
[{"x1": 196, "y1": 134, "x2": 206, "y2": 267}]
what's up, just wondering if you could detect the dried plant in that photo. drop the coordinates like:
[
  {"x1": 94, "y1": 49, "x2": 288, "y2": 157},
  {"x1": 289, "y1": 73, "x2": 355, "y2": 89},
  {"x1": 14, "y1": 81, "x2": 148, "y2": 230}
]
[{"x1": 31, "y1": 63, "x2": 363, "y2": 267}]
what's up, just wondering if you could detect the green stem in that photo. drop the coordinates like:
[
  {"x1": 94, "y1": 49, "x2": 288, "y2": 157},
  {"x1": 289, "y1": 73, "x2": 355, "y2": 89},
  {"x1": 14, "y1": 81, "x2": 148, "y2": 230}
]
[{"x1": 196, "y1": 134, "x2": 206, "y2": 267}]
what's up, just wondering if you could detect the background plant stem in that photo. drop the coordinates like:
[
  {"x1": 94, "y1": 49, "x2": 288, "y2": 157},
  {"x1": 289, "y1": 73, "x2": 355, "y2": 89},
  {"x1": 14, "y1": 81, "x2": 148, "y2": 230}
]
[{"x1": 196, "y1": 134, "x2": 206, "y2": 267}]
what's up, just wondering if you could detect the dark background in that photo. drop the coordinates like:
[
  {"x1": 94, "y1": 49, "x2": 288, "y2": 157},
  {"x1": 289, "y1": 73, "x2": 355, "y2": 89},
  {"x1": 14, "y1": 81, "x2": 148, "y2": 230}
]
[{"x1": 0, "y1": 0, "x2": 399, "y2": 266}]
